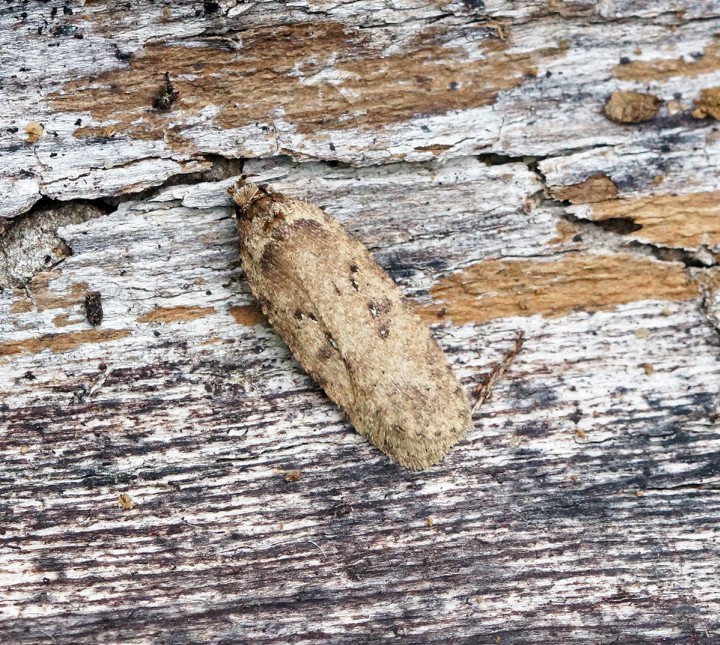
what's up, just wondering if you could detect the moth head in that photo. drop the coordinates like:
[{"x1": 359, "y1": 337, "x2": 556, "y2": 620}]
[
  {"x1": 228, "y1": 180, "x2": 288, "y2": 239},
  {"x1": 228, "y1": 180, "x2": 262, "y2": 213}
]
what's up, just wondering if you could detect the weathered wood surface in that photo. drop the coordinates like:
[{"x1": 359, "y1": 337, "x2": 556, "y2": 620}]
[{"x1": 2, "y1": 1, "x2": 720, "y2": 643}]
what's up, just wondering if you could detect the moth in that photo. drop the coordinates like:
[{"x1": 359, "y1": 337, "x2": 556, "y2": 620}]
[{"x1": 228, "y1": 180, "x2": 472, "y2": 470}]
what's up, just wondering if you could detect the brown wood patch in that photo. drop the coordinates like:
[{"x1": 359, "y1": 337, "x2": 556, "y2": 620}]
[
  {"x1": 0, "y1": 329, "x2": 131, "y2": 357},
  {"x1": 550, "y1": 174, "x2": 619, "y2": 204},
  {"x1": 425, "y1": 253, "x2": 699, "y2": 324},
  {"x1": 588, "y1": 190, "x2": 720, "y2": 250},
  {"x1": 228, "y1": 304, "x2": 266, "y2": 326},
  {"x1": 48, "y1": 24, "x2": 567, "y2": 142}
]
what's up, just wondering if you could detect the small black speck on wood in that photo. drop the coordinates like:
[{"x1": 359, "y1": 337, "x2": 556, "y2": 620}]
[
  {"x1": 334, "y1": 504, "x2": 353, "y2": 518},
  {"x1": 84, "y1": 291, "x2": 103, "y2": 326},
  {"x1": 153, "y1": 73, "x2": 179, "y2": 110}
]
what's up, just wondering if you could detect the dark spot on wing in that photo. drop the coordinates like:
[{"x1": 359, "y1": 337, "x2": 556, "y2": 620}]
[{"x1": 260, "y1": 241, "x2": 280, "y2": 272}]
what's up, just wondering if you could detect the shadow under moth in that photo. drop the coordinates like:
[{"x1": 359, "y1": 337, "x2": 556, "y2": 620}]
[{"x1": 228, "y1": 179, "x2": 472, "y2": 470}]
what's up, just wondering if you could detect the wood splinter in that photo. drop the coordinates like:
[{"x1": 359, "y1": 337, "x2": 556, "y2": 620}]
[{"x1": 471, "y1": 331, "x2": 525, "y2": 413}]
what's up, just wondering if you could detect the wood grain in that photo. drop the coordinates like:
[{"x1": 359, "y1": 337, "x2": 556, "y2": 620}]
[{"x1": 1, "y1": 1, "x2": 720, "y2": 643}]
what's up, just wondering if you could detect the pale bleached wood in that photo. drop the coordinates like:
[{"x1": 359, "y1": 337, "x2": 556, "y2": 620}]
[
  {"x1": 2, "y1": 1, "x2": 720, "y2": 218},
  {"x1": 2, "y1": 157, "x2": 720, "y2": 643},
  {"x1": 2, "y1": 1, "x2": 720, "y2": 644}
]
